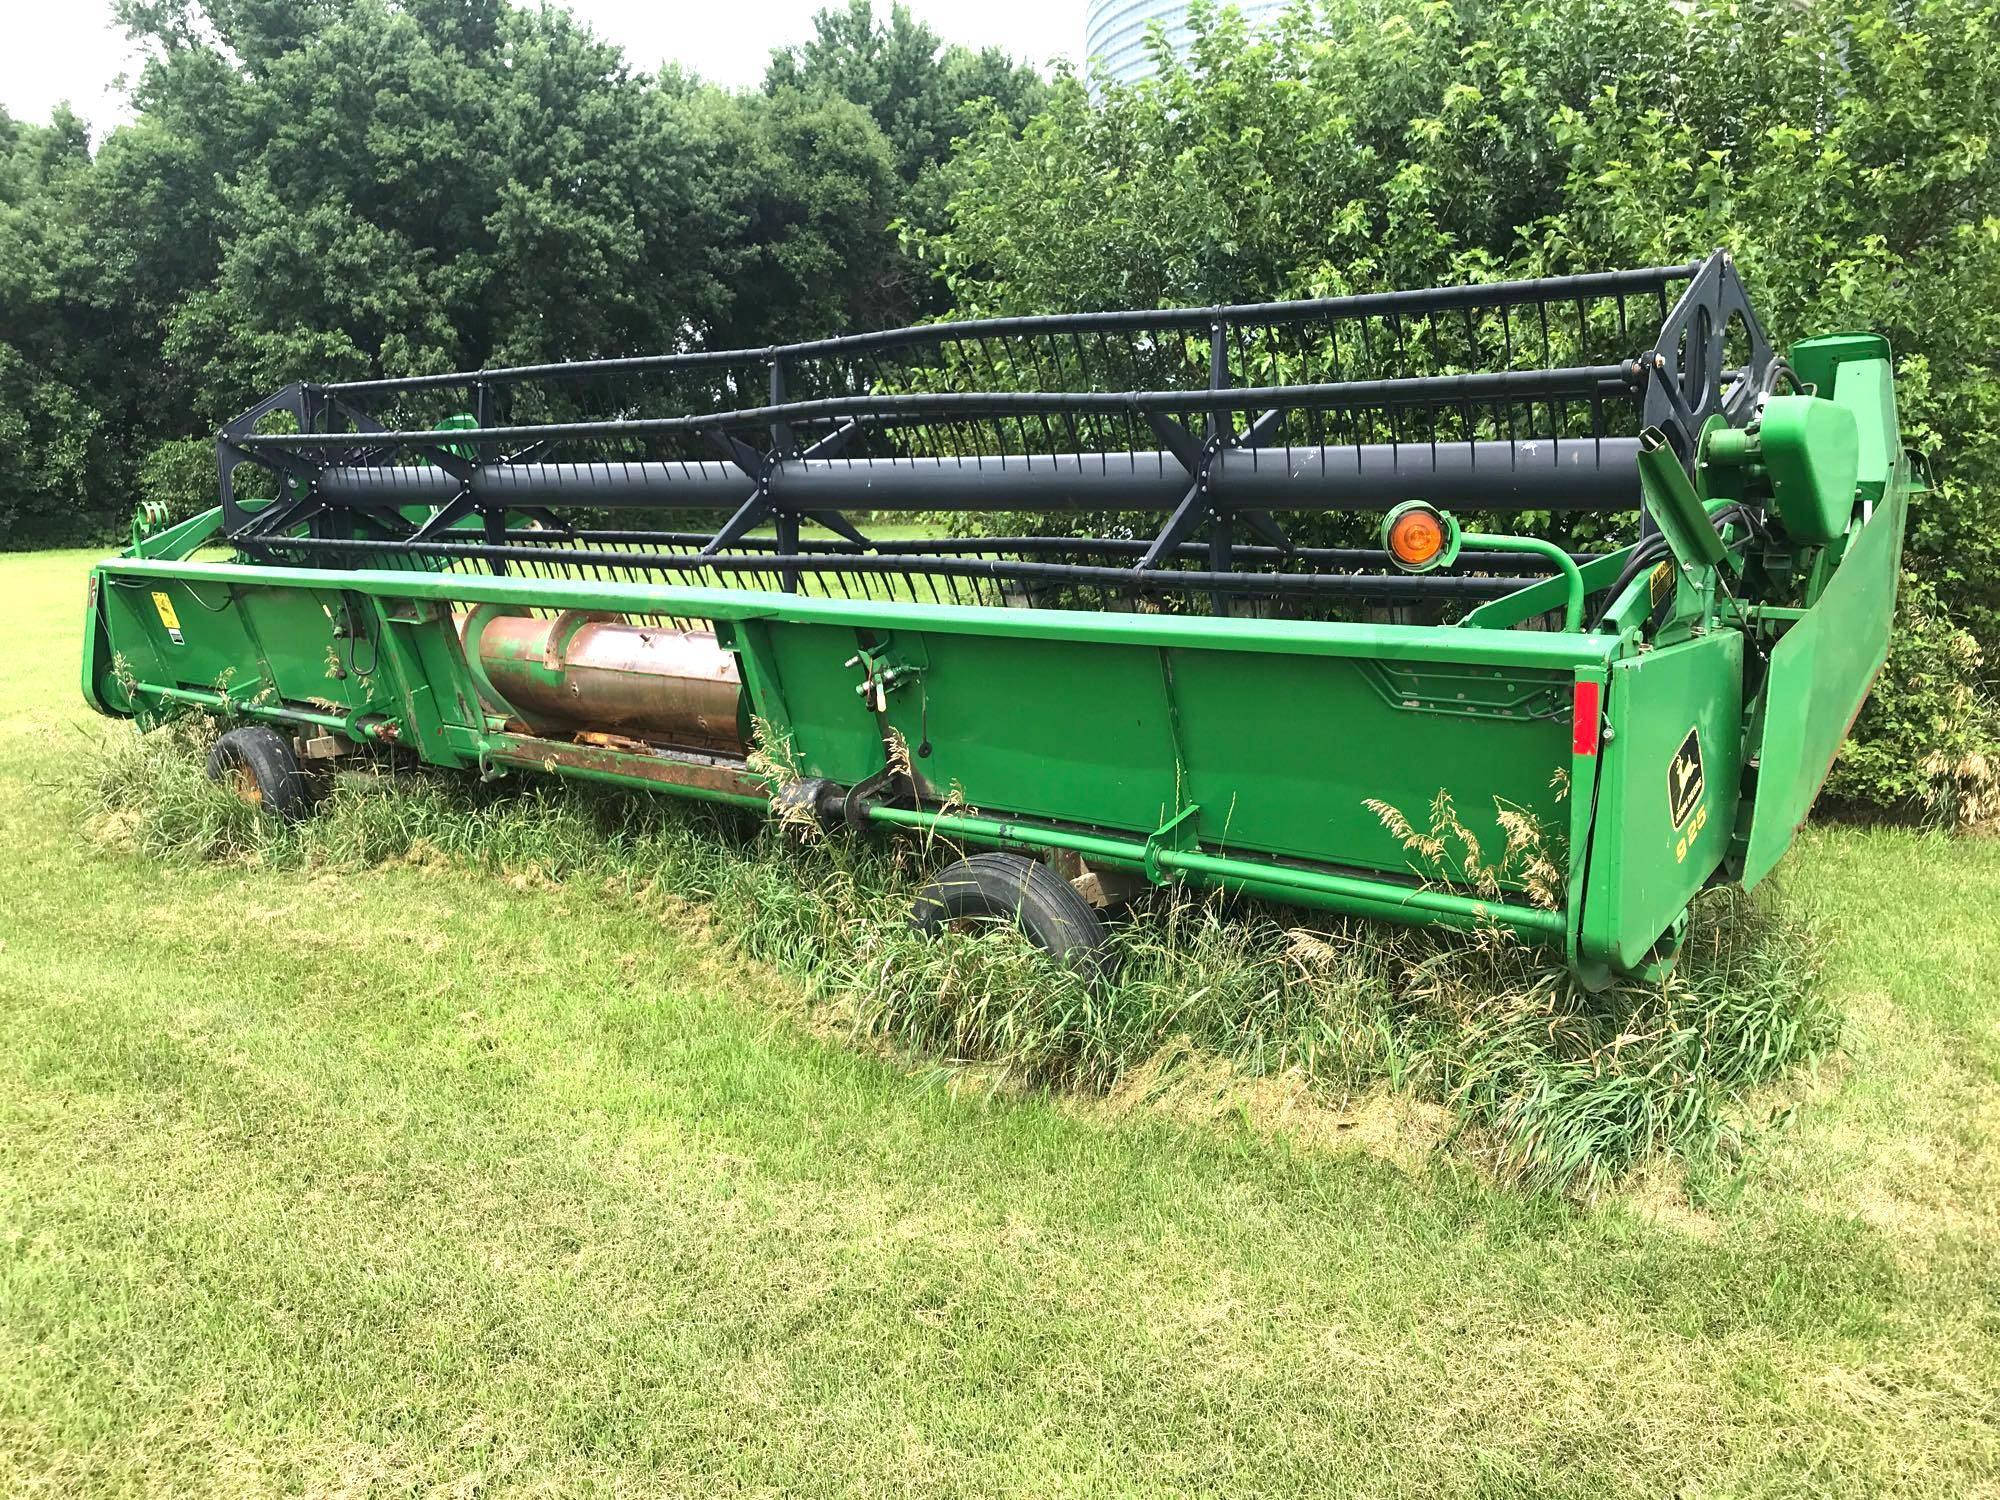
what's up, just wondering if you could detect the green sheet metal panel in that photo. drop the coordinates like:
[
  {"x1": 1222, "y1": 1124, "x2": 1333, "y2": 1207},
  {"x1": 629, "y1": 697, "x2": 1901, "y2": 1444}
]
[
  {"x1": 1791, "y1": 335, "x2": 1896, "y2": 504},
  {"x1": 754, "y1": 622, "x2": 1184, "y2": 829},
  {"x1": 94, "y1": 572, "x2": 295, "y2": 711},
  {"x1": 93, "y1": 558, "x2": 1609, "y2": 895},
  {"x1": 1578, "y1": 630, "x2": 1744, "y2": 971},
  {"x1": 101, "y1": 576, "x2": 355, "y2": 710},
  {"x1": 1833, "y1": 356, "x2": 1897, "y2": 504},
  {"x1": 80, "y1": 576, "x2": 125, "y2": 716},
  {"x1": 92, "y1": 574, "x2": 180, "y2": 697},
  {"x1": 747, "y1": 613, "x2": 1574, "y2": 883},
  {"x1": 732, "y1": 620, "x2": 898, "y2": 787},
  {"x1": 92, "y1": 559, "x2": 1621, "y2": 672},
  {"x1": 1759, "y1": 396, "x2": 1859, "y2": 545},
  {"x1": 1741, "y1": 487, "x2": 1906, "y2": 889},
  {"x1": 1159, "y1": 648, "x2": 1571, "y2": 879},
  {"x1": 369, "y1": 596, "x2": 486, "y2": 759}
]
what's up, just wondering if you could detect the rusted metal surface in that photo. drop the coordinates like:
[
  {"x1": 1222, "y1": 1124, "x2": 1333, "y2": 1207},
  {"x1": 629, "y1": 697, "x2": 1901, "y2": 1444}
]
[
  {"x1": 460, "y1": 610, "x2": 745, "y2": 753},
  {"x1": 573, "y1": 730, "x2": 655, "y2": 753},
  {"x1": 482, "y1": 732, "x2": 766, "y2": 802}
]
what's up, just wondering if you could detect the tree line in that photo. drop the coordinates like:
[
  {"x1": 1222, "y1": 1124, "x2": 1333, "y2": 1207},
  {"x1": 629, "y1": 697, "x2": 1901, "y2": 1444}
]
[
  {"x1": 3, "y1": 0, "x2": 1996, "y2": 815},
  {"x1": 0, "y1": 0, "x2": 1043, "y2": 545}
]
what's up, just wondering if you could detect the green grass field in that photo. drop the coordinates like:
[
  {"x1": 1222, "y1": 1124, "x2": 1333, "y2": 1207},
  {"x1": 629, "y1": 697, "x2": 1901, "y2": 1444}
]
[{"x1": 3, "y1": 546, "x2": 1997, "y2": 1496}]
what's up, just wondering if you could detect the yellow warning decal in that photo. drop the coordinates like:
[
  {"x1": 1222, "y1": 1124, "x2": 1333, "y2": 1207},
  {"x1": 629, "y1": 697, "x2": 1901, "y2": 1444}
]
[
  {"x1": 151, "y1": 591, "x2": 185, "y2": 645},
  {"x1": 1649, "y1": 560, "x2": 1674, "y2": 607}
]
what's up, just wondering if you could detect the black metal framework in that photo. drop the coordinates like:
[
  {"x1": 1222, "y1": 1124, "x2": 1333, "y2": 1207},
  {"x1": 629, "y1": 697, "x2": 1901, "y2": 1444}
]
[{"x1": 215, "y1": 249, "x2": 1775, "y2": 613}]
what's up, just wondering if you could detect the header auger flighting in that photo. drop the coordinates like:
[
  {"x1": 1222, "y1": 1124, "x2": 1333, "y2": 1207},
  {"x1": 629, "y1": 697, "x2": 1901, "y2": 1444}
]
[{"x1": 85, "y1": 250, "x2": 1912, "y2": 983}]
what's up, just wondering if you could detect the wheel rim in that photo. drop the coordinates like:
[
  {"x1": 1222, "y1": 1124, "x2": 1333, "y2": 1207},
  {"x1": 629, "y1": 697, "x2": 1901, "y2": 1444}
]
[{"x1": 229, "y1": 763, "x2": 264, "y2": 807}]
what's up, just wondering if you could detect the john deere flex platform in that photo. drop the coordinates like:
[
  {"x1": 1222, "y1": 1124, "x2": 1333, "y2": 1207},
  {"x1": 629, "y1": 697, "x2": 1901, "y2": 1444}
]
[{"x1": 84, "y1": 251, "x2": 1910, "y2": 983}]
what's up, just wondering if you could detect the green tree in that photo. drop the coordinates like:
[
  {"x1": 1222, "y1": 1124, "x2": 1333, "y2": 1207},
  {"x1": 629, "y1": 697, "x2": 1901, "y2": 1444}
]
[
  {"x1": 764, "y1": 0, "x2": 1045, "y2": 186},
  {"x1": 0, "y1": 107, "x2": 126, "y2": 546},
  {"x1": 758, "y1": 1, "x2": 1047, "y2": 329},
  {"x1": 117, "y1": 0, "x2": 739, "y2": 421},
  {"x1": 702, "y1": 84, "x2": 906, "y2": 347},
  {"x1": 0, "y1": 0, "x2": 1042, "y2": 548}
]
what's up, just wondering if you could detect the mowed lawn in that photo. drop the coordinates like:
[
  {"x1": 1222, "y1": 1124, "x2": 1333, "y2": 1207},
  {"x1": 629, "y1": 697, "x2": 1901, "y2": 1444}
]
[{"x1": 2, "y1": 547, "x2": 1996, "y2": 1498}]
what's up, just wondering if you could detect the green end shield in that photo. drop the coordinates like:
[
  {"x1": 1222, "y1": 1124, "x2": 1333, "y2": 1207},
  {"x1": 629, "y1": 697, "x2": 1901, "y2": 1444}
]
[
  {"x1": 1740, "y1": 486, "x2": 1905, "y2": 889},
  {"x1": 1759, "y1": 395, "x2": 1859, "y2": 545}
]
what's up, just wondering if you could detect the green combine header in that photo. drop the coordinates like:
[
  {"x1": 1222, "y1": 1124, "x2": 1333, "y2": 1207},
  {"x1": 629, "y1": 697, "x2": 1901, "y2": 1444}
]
[{"x1": 83, "y1": 251, "x2": 1911, "y2": 984}]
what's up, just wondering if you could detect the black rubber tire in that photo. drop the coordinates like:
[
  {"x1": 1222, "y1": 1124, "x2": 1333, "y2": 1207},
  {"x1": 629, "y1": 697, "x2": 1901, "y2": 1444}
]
[
  {"x1": 206, "y1": 725, "x2": 315, "y2": 822},
  {"x1": 909, "y1": 853, "x2": 1109, "y2": 968}
]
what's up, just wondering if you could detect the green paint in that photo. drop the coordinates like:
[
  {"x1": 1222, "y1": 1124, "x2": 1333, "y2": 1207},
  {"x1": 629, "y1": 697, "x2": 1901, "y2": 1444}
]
[
  {"x1": 94, "y1": 557, "x2": 1624, "y2": 670},
  {"x1": 1755, "y1": 396, "x2": 1861, "y2": 545},
  {"x1": 1638, "y1": 431, "x2": 1727, "y2": 569},
  {"x1": 1578, "y1": 631, "x2": 1745, "y2": 972},
  {"x1": 1452, "y1": 531, "x2": 1586, "y2": 631},
  {"x1": 1740, "y1": 486, "x2": 1907, "y2": 889},
  {"x1": 81, "y1": 334, "x2": 1915, "y2": 982},
  {"x1": 865, "y1": 807, "x2": 1567, "y2": 939}
]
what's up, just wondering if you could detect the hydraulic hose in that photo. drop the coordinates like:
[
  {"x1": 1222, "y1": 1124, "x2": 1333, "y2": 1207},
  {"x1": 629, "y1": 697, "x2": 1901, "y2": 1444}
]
[{"x1": 1589, "y1": 502, "x2": 1751, "y2": 631}]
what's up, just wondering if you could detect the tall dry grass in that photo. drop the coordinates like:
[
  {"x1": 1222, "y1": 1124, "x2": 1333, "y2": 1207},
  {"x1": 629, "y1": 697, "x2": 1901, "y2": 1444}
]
[{"x1": 79, "y1": 723, "x2": 1836, "y2": 1192}]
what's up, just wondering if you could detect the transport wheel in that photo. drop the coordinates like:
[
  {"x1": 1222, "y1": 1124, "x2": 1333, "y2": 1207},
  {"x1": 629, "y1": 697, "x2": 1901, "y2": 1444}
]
[
  {"x1": 206, "y1": 726, "x2": 315, "y2": 821},
  {"x1": 910, "y1": 853, "x2": 1109, "y2": 968}
]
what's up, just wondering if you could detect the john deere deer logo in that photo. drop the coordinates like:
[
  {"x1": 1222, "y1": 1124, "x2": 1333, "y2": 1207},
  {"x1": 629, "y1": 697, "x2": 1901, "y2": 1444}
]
[{"x1": 1668, "y1": 729, "x2": 1705, "y2": 831}]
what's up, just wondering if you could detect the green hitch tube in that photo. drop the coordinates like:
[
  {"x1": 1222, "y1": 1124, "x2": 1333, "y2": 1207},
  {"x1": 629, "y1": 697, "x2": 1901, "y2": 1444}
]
[
  {"x1": 131, "y1": 680, "x2": 365, "y2": 736},
  {"x1": 867, "y1": 806, "x2": 1566, "y2": 940},
  {"x1": 1463, "y1": 533, "x2": 1585, "y2": 632}
]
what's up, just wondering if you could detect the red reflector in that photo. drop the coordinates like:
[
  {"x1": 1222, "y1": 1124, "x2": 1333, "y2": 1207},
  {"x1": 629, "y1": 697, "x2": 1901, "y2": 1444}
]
[{"x1": 1573, "y1": 680, "x2": 1601, "y2": 756}]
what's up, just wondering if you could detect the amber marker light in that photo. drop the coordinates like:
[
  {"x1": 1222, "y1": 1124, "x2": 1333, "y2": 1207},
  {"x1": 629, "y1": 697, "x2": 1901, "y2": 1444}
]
[{"x1": 1381, "y1": 501, "x2": 1460, "y2": 574}]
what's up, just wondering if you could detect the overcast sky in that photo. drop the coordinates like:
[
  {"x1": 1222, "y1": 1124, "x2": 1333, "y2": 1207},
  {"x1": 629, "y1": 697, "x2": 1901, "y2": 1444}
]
[{"x1": 1, "y1": 1, "x2": 1088, "y2": 137}]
